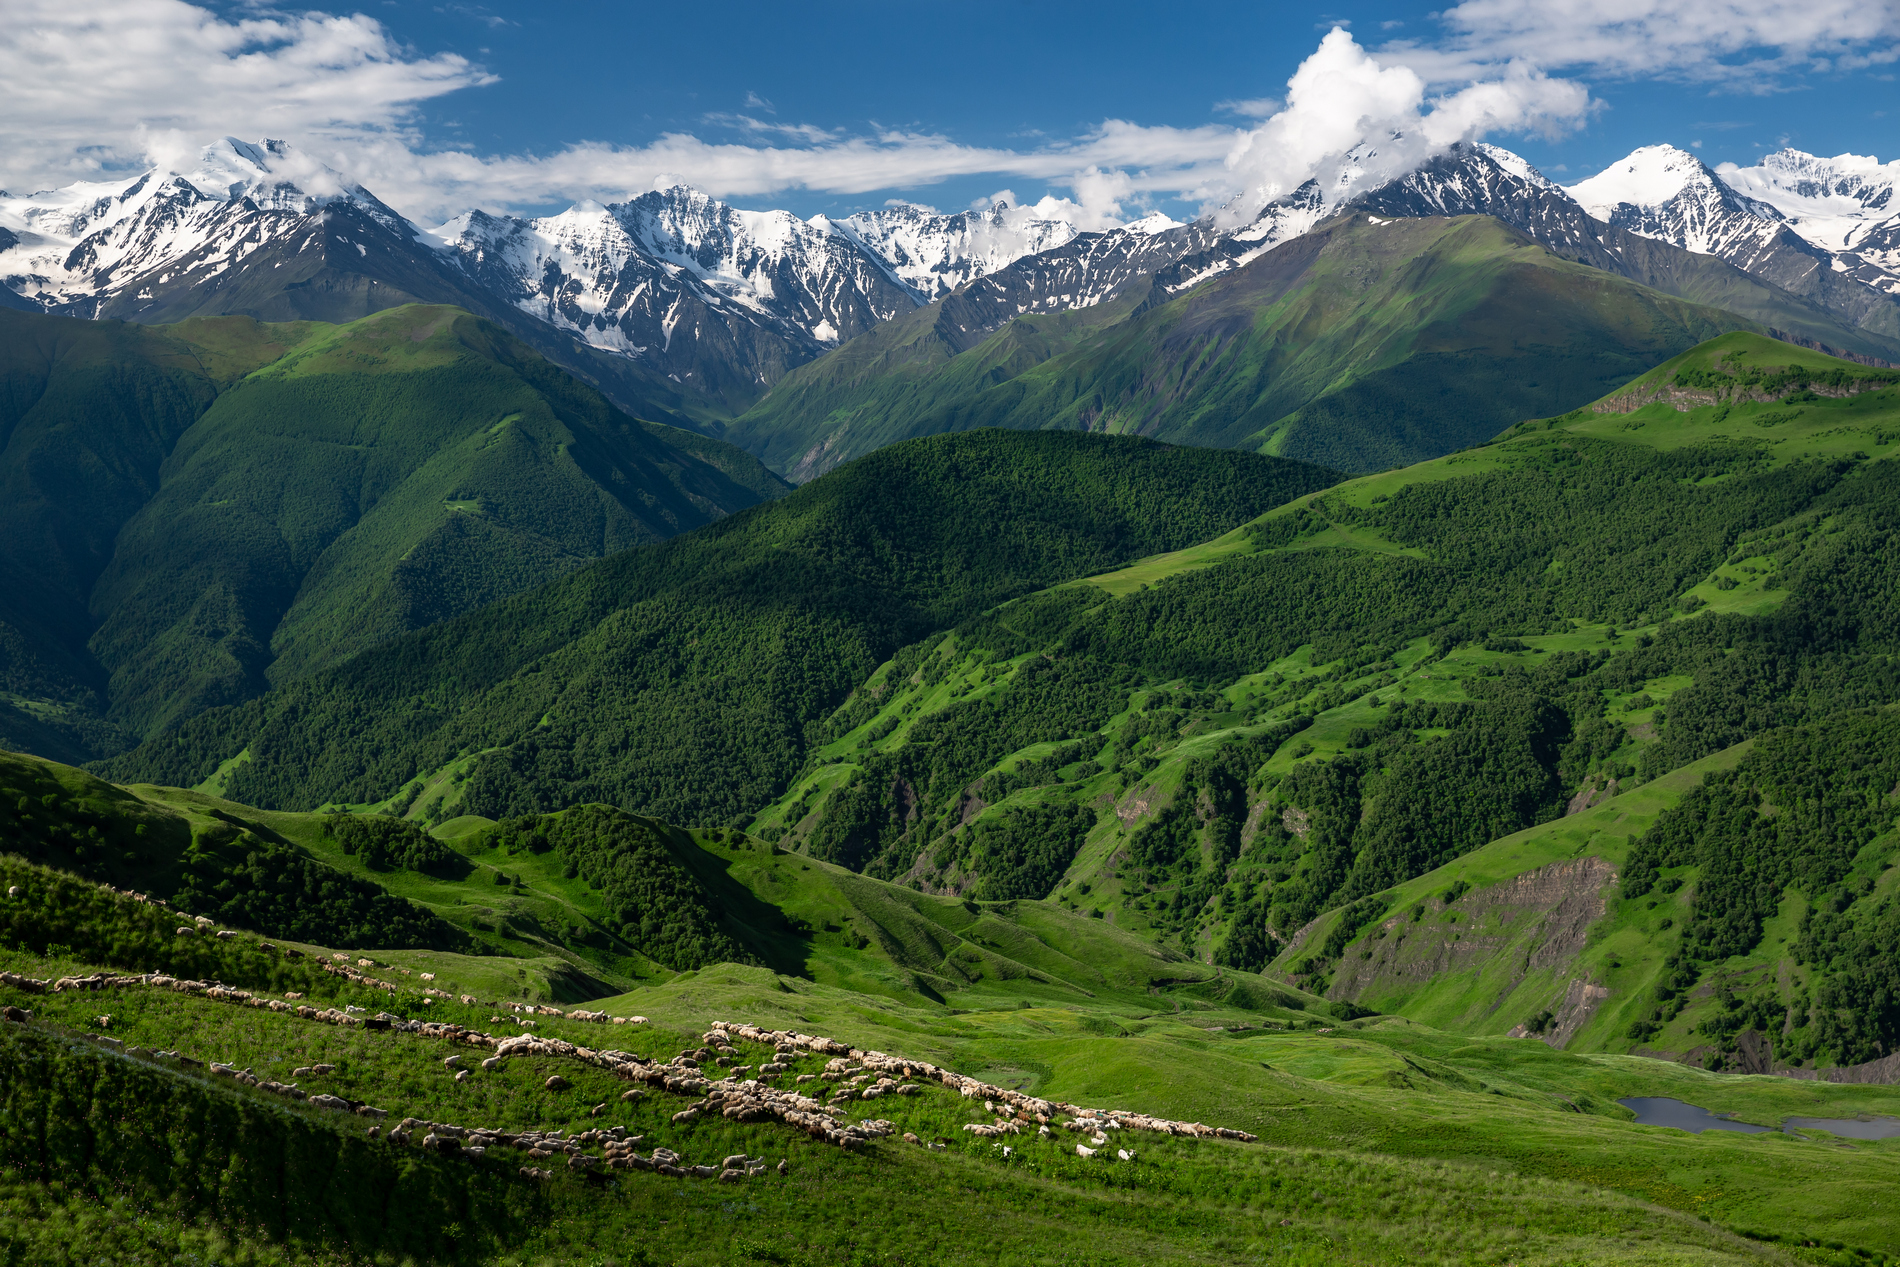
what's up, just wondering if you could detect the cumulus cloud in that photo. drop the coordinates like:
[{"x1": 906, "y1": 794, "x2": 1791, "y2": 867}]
[
  {"x1": 1215, "y1": 28, "x2": 1590, "y2": 225},
  {"x1": 0, "y1": 0, "x2": 488, "y2": 195},
  {"x1": 1386, "y1": 0, "x2": 1900, "y2": 88},
  {"x1": 5, "y1": 0, "x2": 1890, "y2": 233}
]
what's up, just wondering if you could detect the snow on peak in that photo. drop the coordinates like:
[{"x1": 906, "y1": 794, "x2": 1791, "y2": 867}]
[
  {"x1": 1717, "y1": 148, "x2": 1899, "y2": 253},
  {"x1": 1473, "y1": 143, "x2": 1563, "y2": 194},
  {"x1": 1119, "y1": 211, "x2": 1182, "y2": 236},
  {"x1": 1567, "y1": 144, "x2": 1720, "y2": 219},
  {"x1": 834, "y1": 201, "x2": 1080, "y2": 301}
]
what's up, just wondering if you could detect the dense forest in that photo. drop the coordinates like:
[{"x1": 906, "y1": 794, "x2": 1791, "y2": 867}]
[
  {"x1": 98, "y1": 431, "x2": 1341, "y2": 822},
  {"x1": 1626, "y1": 711, "x2": 1900, "y2": 1067}
]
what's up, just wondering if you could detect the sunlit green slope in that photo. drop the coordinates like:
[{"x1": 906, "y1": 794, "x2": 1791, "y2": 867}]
[
  {"x1": 727, "y1": 215, "x2": 1900, "y2": 479},
  {"x1": 743, "y1": 333, "x2": 1900, "y2": 1075},
  {"x1": 0, "y1": 304, "x2": 785, "y2": 760}
]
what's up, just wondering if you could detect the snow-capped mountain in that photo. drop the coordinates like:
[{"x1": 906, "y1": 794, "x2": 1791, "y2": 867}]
[
  {"x1": 1720, "y1": 149, "x2": 1900, "y2": 296},
  {"x1": 6, "y1": 133, "x2": 1897, "y2": 429},
  {"x1": 432, "y1": 191, "x2": 1112, "y2": 407},
  {"x1": 826, "y1": 202, "x2": 1083, "y2": 302},
  {"x1": 435, "y1": 188, "x2": 927, "y2": 409},
  {"x1": 1565, "y1": 145, "x2": 1899, "y2": 332},
  {"x1": 0, "y1": 138, "x2": 413, "y2": 316}
]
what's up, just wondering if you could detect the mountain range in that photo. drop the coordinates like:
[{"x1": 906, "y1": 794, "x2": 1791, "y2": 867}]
[
  {"x1": 6, "y1": 137, "x2": 1897, "y2": 465},
  {"x1": 5, "y1": 125, "x2": 1900, "y2": 1263}
]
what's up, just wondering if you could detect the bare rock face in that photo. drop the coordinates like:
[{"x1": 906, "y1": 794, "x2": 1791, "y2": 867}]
[{"x1": 1325, "y1": 856, "x2": 1618, "y2": 1044}]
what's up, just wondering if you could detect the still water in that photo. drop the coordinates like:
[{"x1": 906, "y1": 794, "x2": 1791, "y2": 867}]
[
  {"x1": 1619, "y1": 1096, "x2": 1900, "y2": 1138},
  {"x1": 1619, "y1": 1097, "x2": 1771, "y2": 1133}
]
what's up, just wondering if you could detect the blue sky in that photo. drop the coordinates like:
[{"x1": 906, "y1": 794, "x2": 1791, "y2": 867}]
[
  {"x1": 3, "y1": 0, "x2": 1895, "y2": 222},
  {"x1": 374, "y1": 0, "x2": 1897, "y2": 217}
]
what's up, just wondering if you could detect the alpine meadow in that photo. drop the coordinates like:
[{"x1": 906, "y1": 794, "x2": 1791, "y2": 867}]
[{"x1": 5, "y1": 5, "x2": 1900, "y2": 1264}]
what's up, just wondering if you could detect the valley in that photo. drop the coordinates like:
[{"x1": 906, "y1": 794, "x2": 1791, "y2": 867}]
[{"x1": 3, "y1": 109, "x2": 1900, "y2": 1265}]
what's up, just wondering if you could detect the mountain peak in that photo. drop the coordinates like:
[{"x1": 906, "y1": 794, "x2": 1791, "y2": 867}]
[{"x1": 1567, "y1": 144, "x2": 1723, "y2": 219}]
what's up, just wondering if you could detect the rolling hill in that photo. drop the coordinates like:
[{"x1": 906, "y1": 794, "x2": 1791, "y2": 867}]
[
  {"x1": 0, "y1": 304, "x2": 785, "y2": 762},
  {"x1": 718, "y1": 333, "x2": 1900, "y2": 1075},
  {"x1": 4, "y1": 738, "x2": 1900, "y2": 1263}
]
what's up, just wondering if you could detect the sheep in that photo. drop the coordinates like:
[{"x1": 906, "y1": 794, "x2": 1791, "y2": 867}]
[
  {"x1": 419, "y1": 972, "x2": 436, "y2": 981},
  {"x1": 175, "y1": 926, "x2": 195, "y2": 937},
  {"x1": 443, "y1": 1055, "x2": 464, "y2": 1070},
  {"x1": 215, "y1": 930, "x2": 237, "y2": 940},
  {"x1": 5, "y1": 886, "x2": 17, "y2": 898},
  {"x1": 544, "y1": 1075, "x2": 570, "y2": 1091},
  {"x1": 481, "y1": 1056, "x2": 503, "y2": 1072},
  {"x1": 455, "y1": 1070, "x2": 471, "y2": 1083},
  {"x1": 1075, "y1": 1144, "x2": 1097, "y2": 1157}
]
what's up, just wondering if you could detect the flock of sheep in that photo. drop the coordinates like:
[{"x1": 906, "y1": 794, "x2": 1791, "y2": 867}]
[{"x1": 0, "y1": 883, "x2": 1258, "y2": 1187}]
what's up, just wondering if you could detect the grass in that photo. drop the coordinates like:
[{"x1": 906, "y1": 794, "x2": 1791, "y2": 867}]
[{"x1": 5, "y1": 906, "x2": 1899, "y2": 1265}]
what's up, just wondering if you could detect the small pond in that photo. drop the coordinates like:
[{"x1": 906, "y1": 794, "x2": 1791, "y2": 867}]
[
  {"x1": 1781, "y1": 1115, "x2": 1900, "y2": 1140},
  {"x1": 1619, "y1": 1097, "x2": 1772, "y2": 1133},
  {"x1": 1619, "y1": 1097, "x2": 1900, "y2": 1138}
]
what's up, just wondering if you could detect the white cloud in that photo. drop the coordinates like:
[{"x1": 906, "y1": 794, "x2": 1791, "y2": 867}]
[
  {"x1": 1215, "y1": 28, "x2": 1590, "y2": 225},
  {"x1": 1385, "y1": 0, "x2": 1900, "y2": 88},
  {"x1": 1215, "y1": 97, "x2": 1283, "y2": 119},
  {"x1": 6, "y1": 0, "x2": 1888, "y2": 237},
  {"x1": 0, "y1": 0, "x2": 487, "y2": 195}
]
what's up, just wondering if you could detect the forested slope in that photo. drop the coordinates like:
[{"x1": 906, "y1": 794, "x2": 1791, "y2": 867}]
[
  {"x1": 732, "y1": 334, "x2": 1900, "y2": 1067},
  {"x1": 0, "y1": 305, "x2": 784, "y2": 761},
  {"x1": 97, "y1": 431, "x2": 1340, "y2": 825},
  {"x1": 727, "y1": 214, "x2": 1892, "y2": 478}
]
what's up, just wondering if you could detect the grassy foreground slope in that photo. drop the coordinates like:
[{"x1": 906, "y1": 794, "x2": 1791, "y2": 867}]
[
  {"x1": 744, "y1": 333, "x2": 1900, "y2": 1073},
  {"x1": 0, "y1": 304, "x2": 785, "y2": 761},
  {"x1": 727, "y1": 214, "x2": 1900, "y2": 479},
  {"x1": 2, "y1": 850, "x2": 1899, "y2": 1265},
  {"x1": 98, "y1": 431, "x2": 1341, "y2": 825}
]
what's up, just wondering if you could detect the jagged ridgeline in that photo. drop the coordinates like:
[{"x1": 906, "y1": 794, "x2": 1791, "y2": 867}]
[
  {"x1": 724, "y1": 213, "x2": 1856, "y2": 479},
  {"x1": 748, "y1": 334, "x2": 1900, "y2": 984},
  {"x1": 0, "y1": 303, "x2": 784, "y2": 763},
  {"x1": 99, "y1": 431, "x2": 1342, "y2": 821}
]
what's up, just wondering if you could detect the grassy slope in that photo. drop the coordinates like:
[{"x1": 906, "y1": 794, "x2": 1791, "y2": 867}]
[
  {"x1": 722, "y1": 286, "x2": 1150, "y2": 478},
  {"x1": 2, "y1": 868, "x2": 1898, "y2": 1263},
  {"x1": 88, "y1": 304, "x2": 782, "y2": 739},
  {"x1": 725, "y1": 214, "x2": 1842, "y2": 480},
  {"x1": 4, "y1": 743, "x2": 1327, "y2": 1020},
  {"x1": 744, "y1": 332, "x2": 1899, "y2": 1062},
  {"x1": 0, "y1": 310, "x2": 310, "y2": 761},
  {"x1": 0, "y1": 304, "x2": 786, "y2": 760}
]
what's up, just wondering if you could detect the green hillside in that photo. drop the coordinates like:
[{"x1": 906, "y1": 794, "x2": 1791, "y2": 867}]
[
  {"x1": 97, "y1": 430, "x2": 1341, "y2": 825},
  {"x1": 11, "y1": 331, "x2": 1900, "y2": 1262},
  {"x1": 0, "y1": 304, "x2": 785, "y2": 760},
  {"x1": 715, "y1": 334, "x2": 1900, "y2": 1068},
  {"x1": 727, "y1": 214, "x2": 1898, "y2": 479},
  {"x1": 3, "y1": 783, "x2": 1899, "y2": 1263}
]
